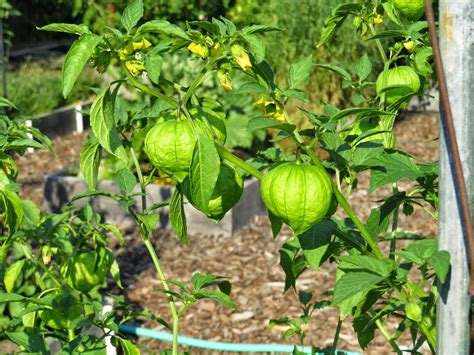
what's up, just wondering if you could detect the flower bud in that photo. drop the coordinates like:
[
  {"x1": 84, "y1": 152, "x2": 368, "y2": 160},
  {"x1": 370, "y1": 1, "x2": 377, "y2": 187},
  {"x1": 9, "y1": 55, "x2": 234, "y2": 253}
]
[{"x1": 231, "y1": 45, "x2": 252, "y2": 71}]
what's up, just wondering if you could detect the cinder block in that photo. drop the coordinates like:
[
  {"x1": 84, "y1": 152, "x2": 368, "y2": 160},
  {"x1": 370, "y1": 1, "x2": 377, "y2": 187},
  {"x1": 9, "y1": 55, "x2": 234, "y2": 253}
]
[{"x1": 43, "y1": 174, "x2": 267, "y2": 237}]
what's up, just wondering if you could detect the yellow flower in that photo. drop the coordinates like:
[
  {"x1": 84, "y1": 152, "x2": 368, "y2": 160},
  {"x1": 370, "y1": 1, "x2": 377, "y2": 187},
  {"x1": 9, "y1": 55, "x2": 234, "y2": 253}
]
[
  {"x1": 373, "y1": 14, "x2": 384, "y2": 24},
  {"x1": 220, "y1": 77, "x2": 232, "y2": 91},
  {"x1": 125, "y1": 60, "x2": 146, "y2": 76},
  {"x1": 231, "y1": 45, "x2": 252, "y2": 71},
  {"x1": 403, "y1": 40, "x2": 415, "y2": 51},
  {"x1": 132, "y1": 38, "x2": 151, "y2": 51},
  {"x1": 210, "y1": 42, "x2": 221, "y2": 57},
  {"x1": 119, "y1": 38, "x2": 151, "y2": 59},
  {"x1": 187, "y1": 42, "x2": 209, "y2": 59}
]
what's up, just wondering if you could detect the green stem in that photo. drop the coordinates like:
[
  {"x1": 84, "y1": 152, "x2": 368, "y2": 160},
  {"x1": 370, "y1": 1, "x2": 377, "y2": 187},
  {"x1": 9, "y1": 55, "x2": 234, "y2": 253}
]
[
  {"x1": 368, "y1": 23, "x2": 388, "y2": 63},
  {"x1": 419, "y1": 321, "x2": 436, "y2": 353},
  {"x1": 121, "y1": 62, "x2": 178, "y2": 108},
  {"x1": 182, "y1": 58, "x2": 218, "y2": 106},
  {"x1": 130, "y1": 147, "x2": 147, "y2": 212},
  {"x1": 215, "y1": 144, "x2": 264, "y2": 180},
  {"x1": 143, "y1": 238, "x2": 180, "y2": 355},
  {"x1": 333, "y1": 187, "x2": 384, "y2": 259},
  {"x1": 389, "y1": 183, "x2": 400, "y2": 259},
  {"x1": 375, "y1": 318, "x2": 402, "y2": 355},
  {"x1": 129, "y1": 143, "x2": 180, "y2": 355},
  {"x1": 330, "y1": 318, "x2": 343, "y2": 355}
]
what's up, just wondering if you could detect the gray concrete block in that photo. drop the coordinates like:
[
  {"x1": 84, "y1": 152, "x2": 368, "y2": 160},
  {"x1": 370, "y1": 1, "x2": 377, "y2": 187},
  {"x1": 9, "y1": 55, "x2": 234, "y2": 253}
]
[{"x1": 43, "y1": 174, "x2": 267, "y2": 237}]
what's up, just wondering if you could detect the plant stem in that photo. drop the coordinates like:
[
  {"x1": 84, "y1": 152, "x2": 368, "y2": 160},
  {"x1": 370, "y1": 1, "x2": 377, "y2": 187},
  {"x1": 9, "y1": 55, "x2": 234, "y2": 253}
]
[
  {"x1": 68, "y1": 328, "x2": 75, "y2": 342},
  {"x1": 333, "y1": 187, "x2": 384, "y2": 260},
  {"x1": 389, "y1": 183, "x2": 400, "y2": 259},
  {"x1": 143, "y1": 238, "x2": 180, "y2": 355},
  {"x1": 418, "y1": 321, "x2": 436, "y2": 353},
  {"x1": 375, "y1": 318, "x2": 402, "y2": 355},
  {"x1": 129, "y1": 143, "x2": 180, "y2": 355},
  {"x1": 330, "y1": 318, "x2": 343, "y2": 355},
  {"x1": 368, "y1": 23, "x2": 388, "y2": 63},
  {"x1": 121, "y1": 62, "x2": 179, "y2": 108},
  {"x1": 182, "y1": 58, "x2": 218, "y2": 106},
  {"x1": 215, "y1": 144, "x2": 264, "y2": 180},
  {"x1": 130, "y1": 147, "x2": 147, "y2": 211}
]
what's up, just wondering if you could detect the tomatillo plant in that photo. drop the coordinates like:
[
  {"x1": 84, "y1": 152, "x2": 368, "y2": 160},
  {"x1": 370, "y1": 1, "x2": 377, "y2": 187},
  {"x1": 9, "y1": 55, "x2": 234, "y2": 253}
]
[{"x1": 10, "y1": 0, "x2": 449, "y2": 353}]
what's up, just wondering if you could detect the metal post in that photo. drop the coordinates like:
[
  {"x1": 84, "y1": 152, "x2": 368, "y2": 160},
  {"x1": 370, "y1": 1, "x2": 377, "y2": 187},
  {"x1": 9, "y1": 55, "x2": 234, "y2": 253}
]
[{"x1": 437, "y1": 0, "x2": 474, "y2": 354}]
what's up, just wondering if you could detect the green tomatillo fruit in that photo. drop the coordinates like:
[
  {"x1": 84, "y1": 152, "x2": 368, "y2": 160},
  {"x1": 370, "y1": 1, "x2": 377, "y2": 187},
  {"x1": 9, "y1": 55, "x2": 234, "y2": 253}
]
[
  {"x1": 66, "y1": 251, "x2": 109, "y2": 293},
  {"x1": 391, "y1": 0, "x2": 425, "y2": 21},
  {"x1": 376, "y1": 66, "x2": 420, "y2": 105},
  {"x1": 261, "y1": 163, "x2": 333, "y2": 235},
  {"x1": 183, "y1": 163, "x2": 243, "y2": 221},
  {"x1": 144, "y1": 119, "x2": 196, "y2": 182}
]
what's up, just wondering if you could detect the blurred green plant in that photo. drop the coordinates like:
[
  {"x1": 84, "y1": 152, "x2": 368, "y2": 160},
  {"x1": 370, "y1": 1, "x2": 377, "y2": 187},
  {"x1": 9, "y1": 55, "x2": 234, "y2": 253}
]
[
  {"x1": 8, "y1": 58, "x2": 100, "y2": 116},
  {"x1": 228, "y1": 0, "x2": 383, "y2": 107}
]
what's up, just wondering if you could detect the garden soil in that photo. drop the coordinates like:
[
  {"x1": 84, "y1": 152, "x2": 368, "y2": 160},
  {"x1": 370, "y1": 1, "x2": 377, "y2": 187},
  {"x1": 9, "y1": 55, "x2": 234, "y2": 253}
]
[{"x1": 14, "y1": 112, "x2": 438, "y2": 354}]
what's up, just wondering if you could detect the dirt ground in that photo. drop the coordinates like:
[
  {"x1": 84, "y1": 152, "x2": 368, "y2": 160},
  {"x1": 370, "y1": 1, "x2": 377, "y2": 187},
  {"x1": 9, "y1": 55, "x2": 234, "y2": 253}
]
[{"x1": 14, "y1": 112, "x2": 439, "y2": 354}]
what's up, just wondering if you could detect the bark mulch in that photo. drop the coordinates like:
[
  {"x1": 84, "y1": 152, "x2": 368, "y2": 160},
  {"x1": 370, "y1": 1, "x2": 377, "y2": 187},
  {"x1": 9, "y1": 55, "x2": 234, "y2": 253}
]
[{"x1": 14, "y1": 112, "x2": 439, "y2": 354}]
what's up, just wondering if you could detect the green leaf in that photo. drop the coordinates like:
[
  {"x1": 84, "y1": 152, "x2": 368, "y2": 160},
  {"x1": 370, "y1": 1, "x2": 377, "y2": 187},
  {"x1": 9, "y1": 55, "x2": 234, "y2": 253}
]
[
  {"x1": 194, "y1": 290, "x2": 239, "y2": 310},
  {"x1": 279, "y1": 237, "x2": 306, "y2": 291},
  {"x1": 4, "y1": 259, "x2": 25, "y2": 293},
  {"x1": 352, "y1": 142, "x2": 385, "y2": 167},
  {"x1": 370, "y1": 152, "x2": 422, "y2": 191},
  {"x1": 144, "y1": 53, "x2": 163, "y2": 84},
  {"x1": 428, "y1": 250, "x2": 450, "y2": 283},
  {"x1": 268, "y1": 210, "x2": 283, "y2": 238},
  {"x1": 241, "y1": 33, "x2": 265, "y2": 63},
  {"x1": 6, "y1": 330, "x2": 49, "y2": 353},
  {"x1": 353, "y1": 314, "x2": 377, "y2": 349},
  {"x1": 415, "y1": 47, "x2": 434, "y2": 76},
  {"x1": 108, "y1": 251, "x2": 123, "y2": 289},
  {"x1": 298, "y1": 221, "x2": 336, "y2": 271},
  {"x1": 355, "y1": 54, "x2": 372, "y2": 82},
  {"x1": 170, "y1": 187, "x2": 188, "y2": 245},
  {"x1": 381, "y1": 2, "x2": 402, "y2": 26},
  {"x1": 189, "y1": 132, "x2": 220, "y2": 214},
  {"x1": 0, "y1": 292, "x2": 25, "y2": 303},
  {"x1": 136, "y1": 212, "x2": 160, "y2": 234},
  {"x1": 80, "y1": 141, "x2": 101, "y2": 189},
  {"x1": 90, "y1": 88, "x2": 128, "y2": 162},
  {"x1": 118, "y1": 337, "x2": 140, "y2": 355},
  {"x1": 338, "y1": 255, "x2": 395, "y2": 277},
  {"x1": 405, "y1": 302, "x2": 422, "y2": 322},
  {"x1": 332, "y1": 271, "x2": 384, "y2": 309},
  {"x1": 37, "y1": 23, "x2": 90, "y2": 36},
  {"x1": 115, "y1": 169, "x2": 137, "y2": 194},
  {"x1": 247, "y1": 117, "x2": 295, "y2": 134},
  {"x1": 367, "y1": 30, "x2": 408, "y2": 40},
  {"x1": 288, "y1": 55, "x2": 313, "y2": 88},
  {"x1": 137, "y1": 20, "x2": 190, "y2": 40},
  {"x1": 0, "y1": 190, "x2": 24, "y2": 233},
  {"x1": 62, "y1": 33, "x2": 102, "y2": 98},
  {"x1": 395, "y1": 239, "x2": 438, "y2": 265},
  {"x1": 282, "y1": 89, "x2": 308, "y2": 103},
  {"x1": 121, "y1": 0, "x2": 143, "y2": 33},
  {"x1": 316, "y1": 64, "x2": 352, "y2": 82},
  {"x1": 317, "y1": 4, "x2": 361, "y2": 47},
  {"x1": 234, "y1": 82, "x2": 268, "y2": 95},
  {"x1": 330, "y1": 108, "x2": 393, "y2": 122},
  {"x1": 191, "y1": 273, "x2": 218, "y2": 291},
  {"x1": 240, "y1": 25, "x2": 281, "y2": 35}
]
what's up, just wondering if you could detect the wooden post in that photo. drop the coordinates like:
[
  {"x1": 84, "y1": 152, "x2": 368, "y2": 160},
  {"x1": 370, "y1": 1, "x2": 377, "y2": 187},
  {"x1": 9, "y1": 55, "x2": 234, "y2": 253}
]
[{"x1": 437, "y1": 0, "x2": 474, "y2": 353}]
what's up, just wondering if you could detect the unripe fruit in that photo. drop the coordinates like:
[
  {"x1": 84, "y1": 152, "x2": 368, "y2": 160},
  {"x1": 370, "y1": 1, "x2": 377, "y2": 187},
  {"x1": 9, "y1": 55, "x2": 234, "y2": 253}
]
[
  {"x1": 261, "y1": 163, "x2": 333, "y2": 235},
  {"x1": 184, "y1": 163, "x2": 243, "y2": 221},
  {"x1": 144, "y1": 120, "x2": 196, "y2": 182},
  {"x1": 376, "y1": 66, "x2": 420, "y2": 104},
  {"x1": 66, "y1": 251, "x2": 108, "y2": 293},
  {"x1": 391, "y1": 0, "x2": 424, "y2": 21}
]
